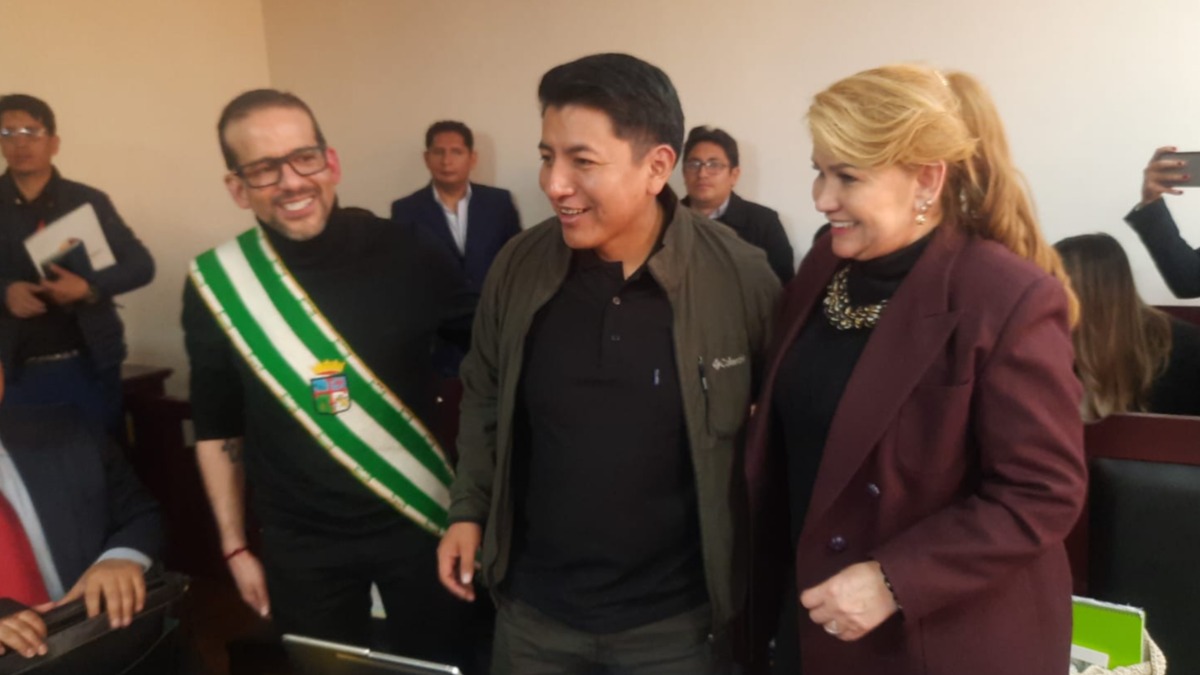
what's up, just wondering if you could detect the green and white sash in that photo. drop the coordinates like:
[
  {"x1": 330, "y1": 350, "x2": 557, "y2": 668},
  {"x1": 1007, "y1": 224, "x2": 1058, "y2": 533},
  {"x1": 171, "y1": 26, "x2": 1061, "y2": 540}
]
[{"x1": 189, "y1": 228, "x2": 453, "y2": 535}]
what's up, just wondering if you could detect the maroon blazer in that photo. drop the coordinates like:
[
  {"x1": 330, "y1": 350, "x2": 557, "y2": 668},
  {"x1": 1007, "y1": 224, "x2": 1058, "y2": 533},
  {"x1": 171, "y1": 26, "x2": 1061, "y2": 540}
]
[{"x1": 743, "y1": 226, "x2": 1087, "y2": 674}]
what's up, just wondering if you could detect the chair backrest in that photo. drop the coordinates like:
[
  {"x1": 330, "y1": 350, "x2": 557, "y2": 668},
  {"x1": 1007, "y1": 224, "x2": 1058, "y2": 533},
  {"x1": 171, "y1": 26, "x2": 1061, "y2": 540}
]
[
  {"x1": 1078, "y1": 413, "x2": 1200, "y2": 673},
  {"x1": 1156, "y1": 304, "x2": 1200, "y2": 329}
]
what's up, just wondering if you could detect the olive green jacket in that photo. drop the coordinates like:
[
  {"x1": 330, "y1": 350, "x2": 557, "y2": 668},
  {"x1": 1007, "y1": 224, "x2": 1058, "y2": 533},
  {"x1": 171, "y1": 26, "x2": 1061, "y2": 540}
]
[{"x1": 449, "y1": 192, "x2": 781, "y2": 631}]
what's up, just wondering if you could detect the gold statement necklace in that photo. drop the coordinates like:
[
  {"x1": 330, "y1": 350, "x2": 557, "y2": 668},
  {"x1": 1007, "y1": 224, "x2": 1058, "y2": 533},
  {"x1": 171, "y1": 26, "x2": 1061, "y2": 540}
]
[{"x1": 823, "y1": 266, "x2": 887, "y2": 330}]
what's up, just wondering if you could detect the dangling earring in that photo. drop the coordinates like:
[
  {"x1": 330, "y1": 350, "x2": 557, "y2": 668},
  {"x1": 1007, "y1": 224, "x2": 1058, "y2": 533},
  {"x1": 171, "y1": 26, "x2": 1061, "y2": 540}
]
[{"x1": 915, "y1": 200, "x2": 931, "y2": 226}]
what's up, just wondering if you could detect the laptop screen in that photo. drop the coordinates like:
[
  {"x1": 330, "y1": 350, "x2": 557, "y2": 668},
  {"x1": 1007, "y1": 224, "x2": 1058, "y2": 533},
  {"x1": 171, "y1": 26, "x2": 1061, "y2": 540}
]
[{"x1": 282, "y1": 634, "x2": 463, "y2": 675}]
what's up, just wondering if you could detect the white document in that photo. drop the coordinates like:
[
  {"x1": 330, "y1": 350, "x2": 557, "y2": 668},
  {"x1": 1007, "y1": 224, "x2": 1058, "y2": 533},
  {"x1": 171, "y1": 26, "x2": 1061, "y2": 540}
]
[
  {"x1": 23, "y1": 203, "x2": 116, "y2": 279},
  {"x1": 1070, "y1": 643, "x2": 1110, "y2": 668}
]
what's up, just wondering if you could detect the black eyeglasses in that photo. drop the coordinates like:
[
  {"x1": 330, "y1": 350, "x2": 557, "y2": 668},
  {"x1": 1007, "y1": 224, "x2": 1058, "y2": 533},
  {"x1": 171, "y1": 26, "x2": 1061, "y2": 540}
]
[
  {"x1": 683, "y1": 159, "x2": 730, "y2": 175},
  {"x1": 234, "y1": 145, "x2": 328, "y2": 188}
]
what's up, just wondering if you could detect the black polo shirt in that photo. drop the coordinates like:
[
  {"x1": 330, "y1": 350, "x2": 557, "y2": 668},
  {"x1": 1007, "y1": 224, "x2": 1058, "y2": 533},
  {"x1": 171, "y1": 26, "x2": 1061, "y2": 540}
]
[{"x1": 506, "y1": 235, "x2": 708, "y2": 633}]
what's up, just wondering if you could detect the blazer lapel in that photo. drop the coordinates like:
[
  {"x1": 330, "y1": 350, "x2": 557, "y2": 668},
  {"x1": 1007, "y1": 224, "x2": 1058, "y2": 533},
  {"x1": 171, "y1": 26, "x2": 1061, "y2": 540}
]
[
  {"x1": 746, "y1": 236, "x2": 839, "y2": 491},
  {"x1": 764, "y1": 239, "x2": 838, "y2": 394},
  {"x1": 463, "y1": 183, "x2": 488, "y2": 261},
  {"x1": 802, "y1": 226, "x2": 966, "y2": 533},
  {"x1": 720, "y1": 192, "x2": 748, "y2": 232},
  {"x1": 0, "y1": 409, "x2": 74, "y2": 583}
]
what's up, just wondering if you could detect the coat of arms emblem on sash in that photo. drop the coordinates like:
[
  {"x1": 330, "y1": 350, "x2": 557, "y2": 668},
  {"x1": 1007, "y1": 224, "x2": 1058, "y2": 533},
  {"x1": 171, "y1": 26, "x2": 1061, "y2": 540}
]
[{"x1": 311, "y1": 360, "x2": 351, "y2": 415}]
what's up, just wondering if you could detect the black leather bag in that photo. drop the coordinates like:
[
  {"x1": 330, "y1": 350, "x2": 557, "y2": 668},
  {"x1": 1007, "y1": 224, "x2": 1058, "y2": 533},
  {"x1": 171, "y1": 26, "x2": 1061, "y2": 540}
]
[{"x1": 0, "y1": 572, "x2": 188, "y2": 675}]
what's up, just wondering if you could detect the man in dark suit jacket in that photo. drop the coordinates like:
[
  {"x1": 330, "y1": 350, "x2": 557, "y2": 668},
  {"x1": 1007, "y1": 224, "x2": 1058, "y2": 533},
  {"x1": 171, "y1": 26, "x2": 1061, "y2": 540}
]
[
  {"x1": 0, "y1": 359, "x2": 162, "y2": 659},
  {"x1": 0, "y1": 94, "x2": 155, "y2": 435},
  {"x1": 681, "y1": 126, "x2": 794, "y2": 283},
  {"x1": 391, "y1": 120, "x2": 521, "y2": 296},
  {"x1": 392, "y1": 121, "x2": 518, "y2": 376}
]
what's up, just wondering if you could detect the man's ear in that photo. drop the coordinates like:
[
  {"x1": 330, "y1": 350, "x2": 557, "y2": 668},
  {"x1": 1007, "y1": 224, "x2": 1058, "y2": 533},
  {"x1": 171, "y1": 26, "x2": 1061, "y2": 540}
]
[
  {"x1": 224, "y1": 173, "x2": 250, "y2": 209},
  {"x1": 324, "y1": 146, "x2": 343, "y2": 186},
  {"x1": 645, "y1": 144, "x2": 676, "y2": 195},
  {"x1": 730, "y1": 165, "x2": 741, "y2": 188}
]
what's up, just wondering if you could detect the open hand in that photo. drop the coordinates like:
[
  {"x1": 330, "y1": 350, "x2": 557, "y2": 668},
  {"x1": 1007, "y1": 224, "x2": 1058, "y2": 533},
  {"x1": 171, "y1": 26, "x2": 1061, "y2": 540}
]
[{"x1": 227, "y1": 550, "x2": 271, "y2": 618}]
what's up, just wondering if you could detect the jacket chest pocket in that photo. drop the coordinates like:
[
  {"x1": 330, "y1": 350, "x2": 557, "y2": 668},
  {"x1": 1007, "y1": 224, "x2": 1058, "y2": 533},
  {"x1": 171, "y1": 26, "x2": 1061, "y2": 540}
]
[
  {"x1": 894, "y1": 381, "x2": 974, "y2": 475},
  {"x1": 700, "y1": 353, "x2": 752, "y2": 438}
]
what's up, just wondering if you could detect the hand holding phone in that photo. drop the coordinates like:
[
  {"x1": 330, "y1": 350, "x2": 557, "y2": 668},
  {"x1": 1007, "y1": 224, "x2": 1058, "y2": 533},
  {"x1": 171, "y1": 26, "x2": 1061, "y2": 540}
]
[
  {"x1": 1159, "y1": 151, "x2": 1200, "y2": 187},
  {"x1": 1142, "y1": 146, "x2": 1199, "y2": 205}
]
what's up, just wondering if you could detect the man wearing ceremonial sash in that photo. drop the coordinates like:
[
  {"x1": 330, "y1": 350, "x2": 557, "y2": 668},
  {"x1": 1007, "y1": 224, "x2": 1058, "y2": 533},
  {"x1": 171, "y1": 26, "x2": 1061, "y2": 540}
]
[{"x1": 182, "y1": 89, "x2": 481, "y2": 669}]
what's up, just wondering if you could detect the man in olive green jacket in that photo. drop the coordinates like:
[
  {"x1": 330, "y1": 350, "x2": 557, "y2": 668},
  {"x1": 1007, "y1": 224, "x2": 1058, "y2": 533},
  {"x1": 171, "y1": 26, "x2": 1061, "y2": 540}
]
[{"x1": 437, "y1": 53, "x2": 780, "y2": 675}]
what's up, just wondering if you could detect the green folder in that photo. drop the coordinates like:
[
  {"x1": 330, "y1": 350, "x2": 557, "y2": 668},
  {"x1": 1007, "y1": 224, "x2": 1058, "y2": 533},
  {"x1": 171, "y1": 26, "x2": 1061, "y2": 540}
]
[{"x1": 1072, "y1": 596, "x2": 1145, "y2": 668}]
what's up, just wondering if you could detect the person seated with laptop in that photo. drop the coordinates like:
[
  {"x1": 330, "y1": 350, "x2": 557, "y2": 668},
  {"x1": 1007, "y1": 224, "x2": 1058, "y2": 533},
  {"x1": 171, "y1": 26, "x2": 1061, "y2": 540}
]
[{"x1": 0, "y1": 358, "x2": 163, "y2": 659}]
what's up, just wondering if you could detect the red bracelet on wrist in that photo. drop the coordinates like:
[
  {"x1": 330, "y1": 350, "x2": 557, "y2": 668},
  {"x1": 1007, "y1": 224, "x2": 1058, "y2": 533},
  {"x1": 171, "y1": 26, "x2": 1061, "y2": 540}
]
[{"x1": 224, "y1": 546, "x2": 249, "y2": 562}]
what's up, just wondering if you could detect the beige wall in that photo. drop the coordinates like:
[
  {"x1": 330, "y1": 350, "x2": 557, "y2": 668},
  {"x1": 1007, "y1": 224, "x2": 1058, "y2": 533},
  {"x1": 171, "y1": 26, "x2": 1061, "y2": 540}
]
[
  {"x1": 262, "y1": 0, "x2": 1200, "y2": 305},
  {"x1": 4, "y1": 0, "x2": 1200, "y2": 398},
  {"x1": 0, "y1": 0, "x2": 271, "y2": 395}
]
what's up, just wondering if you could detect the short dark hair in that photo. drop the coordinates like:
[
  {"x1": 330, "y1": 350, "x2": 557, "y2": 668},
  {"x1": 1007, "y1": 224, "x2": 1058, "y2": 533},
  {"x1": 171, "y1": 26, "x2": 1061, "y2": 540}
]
[
  {"x1": 684, "y1": 125, "x2": 739, "y2": 168},
  {"x1": 538, "y1": 53, "x2": 683, "y2": 163},
  {"x1": 217, "y1": 89, "x2": 326, "y2": 170},
  {"x1": 425, "y1": 121, "x2": 474, "y2": 151},
  {"x1": 0, "y1": 94, "x2": 56, "y2": 135}
]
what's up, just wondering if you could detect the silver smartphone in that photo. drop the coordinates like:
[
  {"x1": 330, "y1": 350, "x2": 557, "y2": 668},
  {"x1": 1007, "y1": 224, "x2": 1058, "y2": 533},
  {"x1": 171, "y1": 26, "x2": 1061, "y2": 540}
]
[{"x1": 1159, "y1": 151, "x2": 1200, "y2": 187}]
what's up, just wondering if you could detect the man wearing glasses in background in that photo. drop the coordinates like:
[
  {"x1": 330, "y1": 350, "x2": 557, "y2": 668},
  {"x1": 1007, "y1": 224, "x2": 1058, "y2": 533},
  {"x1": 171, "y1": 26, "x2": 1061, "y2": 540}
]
[
  {"x1": 181, "y1": 89, "x2": 483, "y2": 670},
  {"x1": 680, "y1": 125, "x2": 793, "y2": 283},
  {"x1": 0, "y1": 94, "x2": 154, "y2": 434}
]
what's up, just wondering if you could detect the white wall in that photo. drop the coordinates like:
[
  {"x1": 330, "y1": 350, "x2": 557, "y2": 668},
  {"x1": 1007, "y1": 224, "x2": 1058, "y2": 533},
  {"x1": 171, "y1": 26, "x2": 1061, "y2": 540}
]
[
  {"x1": 0, "y1": 0, "x2": 272, "y2": 395},
  {"x1": 4, "y1": 0, "x2": 1199, "y2": 399},
  {"x1": 262, "y1": 0, "x2": 1200, "y2": 305}
]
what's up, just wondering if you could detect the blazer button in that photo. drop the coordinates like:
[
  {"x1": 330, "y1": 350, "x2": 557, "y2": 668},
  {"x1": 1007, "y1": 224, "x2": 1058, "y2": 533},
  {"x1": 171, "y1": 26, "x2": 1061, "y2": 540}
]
[
  {"x1": 828, "y1": 536, "x2": 848, "y2": 552},
  {"x1": 866, "y1": 482, "x2": 881, "y2": 498}
]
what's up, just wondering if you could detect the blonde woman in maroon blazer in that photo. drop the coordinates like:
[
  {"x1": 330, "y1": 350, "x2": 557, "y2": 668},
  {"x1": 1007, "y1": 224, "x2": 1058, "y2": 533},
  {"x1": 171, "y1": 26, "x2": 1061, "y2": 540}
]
[{"x1": 742, "y1": 65, "x2": 1087, "y2": 674}]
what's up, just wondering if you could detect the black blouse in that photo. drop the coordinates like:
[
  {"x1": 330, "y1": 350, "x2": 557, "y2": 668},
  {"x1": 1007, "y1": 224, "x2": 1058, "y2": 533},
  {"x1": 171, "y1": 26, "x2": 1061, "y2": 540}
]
[{"x1": 772, "y1": 231, "x2": 934, "y2": 543}]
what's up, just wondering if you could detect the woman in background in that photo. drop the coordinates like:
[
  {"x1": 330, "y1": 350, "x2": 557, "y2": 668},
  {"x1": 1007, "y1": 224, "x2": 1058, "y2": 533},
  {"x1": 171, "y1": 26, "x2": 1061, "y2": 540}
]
[
  {"x1": 1056, "y1": 232, "x2": 1200, "y2": 419},
  {"x1": 743, "y1": 65, "x2": 1087, "y2": 674}
]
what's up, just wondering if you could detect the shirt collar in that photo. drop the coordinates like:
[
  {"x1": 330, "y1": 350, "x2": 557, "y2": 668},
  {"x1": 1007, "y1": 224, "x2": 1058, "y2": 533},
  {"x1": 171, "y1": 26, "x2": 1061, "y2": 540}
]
[
  {"x1": 709, "y1": 194, "x2": 732, "y2": 219},
  {"x1": 0, "y1": 167, "x2": 61, "y2": 207},
  {"x1": 432, "y1": 182, "x2": 472, "y2": 208}
]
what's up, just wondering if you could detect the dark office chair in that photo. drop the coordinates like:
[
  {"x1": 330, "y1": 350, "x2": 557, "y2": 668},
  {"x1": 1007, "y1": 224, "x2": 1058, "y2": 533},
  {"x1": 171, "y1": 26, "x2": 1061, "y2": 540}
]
[
  {"x1": 1155, "y1": 304, "x2": 1200, "y2": 328},
  {"x1": 1081, "y1": 413, "x2": 1200, "y2": 674}
]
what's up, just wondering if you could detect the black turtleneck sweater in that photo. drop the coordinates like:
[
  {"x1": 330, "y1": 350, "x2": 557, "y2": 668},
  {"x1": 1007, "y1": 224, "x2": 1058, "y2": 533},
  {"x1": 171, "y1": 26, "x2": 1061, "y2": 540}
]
[
  {"x1": 183, "y1": 208, "x2": 474, "y2": 537},
  {"x1": 772, "y1": 232, "x2": 933, "y2": 544}
]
